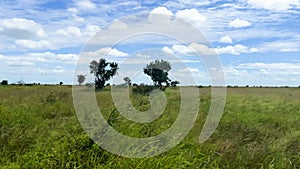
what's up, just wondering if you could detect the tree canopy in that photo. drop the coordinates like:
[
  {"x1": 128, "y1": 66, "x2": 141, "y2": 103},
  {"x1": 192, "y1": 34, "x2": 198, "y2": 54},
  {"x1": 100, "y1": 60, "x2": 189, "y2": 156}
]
[
  {"x1": 144, "y1": 60, "x2": 171, "y2": 87},
  {"x1": 123, "y1": 77, "x2": 131, "y2": 86},
  {"x1": 89, "y1": 58, "x2": 118, "y2": 90},
  {"x1": 77, "y1": 74, "x2": 86, "y2": 85}
]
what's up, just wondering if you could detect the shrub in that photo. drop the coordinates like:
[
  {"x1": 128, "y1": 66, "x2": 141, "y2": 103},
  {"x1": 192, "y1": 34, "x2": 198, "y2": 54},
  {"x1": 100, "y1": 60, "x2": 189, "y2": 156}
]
[{"x1": 132, "y1": 85, "x2": 156, "y2": 95}]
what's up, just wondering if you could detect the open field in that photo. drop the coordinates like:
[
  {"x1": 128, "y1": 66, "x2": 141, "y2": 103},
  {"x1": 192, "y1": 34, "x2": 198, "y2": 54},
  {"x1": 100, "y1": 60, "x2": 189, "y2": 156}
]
[{"x1": 0, "y1": 85, "x2": 299, "y2": 168}]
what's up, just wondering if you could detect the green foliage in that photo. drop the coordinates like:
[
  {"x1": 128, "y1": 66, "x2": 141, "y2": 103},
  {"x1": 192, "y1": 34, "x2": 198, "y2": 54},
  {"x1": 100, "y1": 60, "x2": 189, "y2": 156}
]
[
  {"x1": 123, "y1": 76, "x2": 131, "y2": 86},
  {"x1": 77, "y1": 74, "x2": 86, "y2": 85},
  {"x1": 1, "y1": 80, "x2": 8, "y2": 85},
  {"x1": 132, "y1": 85, "x2": 156, "y2": 95},
  {"x1": 144, "y1": 60, "x2": 171, "y2": 87},
  {"x1": 171, "y1": 81, "x2": 180, "y2": 87},
  {"x1": 89, "y1": 58, "x2": 118, "y2": 90}
]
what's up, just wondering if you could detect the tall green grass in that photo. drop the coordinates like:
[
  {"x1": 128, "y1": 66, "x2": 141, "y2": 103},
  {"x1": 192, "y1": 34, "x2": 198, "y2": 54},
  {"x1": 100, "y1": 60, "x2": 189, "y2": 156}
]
[{"x1": 0, "y1": 86, "x2": 299, "y2": 168}]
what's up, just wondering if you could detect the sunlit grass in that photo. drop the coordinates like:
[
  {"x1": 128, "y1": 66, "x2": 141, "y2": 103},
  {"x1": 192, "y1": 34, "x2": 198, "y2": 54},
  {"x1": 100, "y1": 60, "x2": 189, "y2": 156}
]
[{"x1": 0, "y1": 85, "x2": 299, "y2": 168}]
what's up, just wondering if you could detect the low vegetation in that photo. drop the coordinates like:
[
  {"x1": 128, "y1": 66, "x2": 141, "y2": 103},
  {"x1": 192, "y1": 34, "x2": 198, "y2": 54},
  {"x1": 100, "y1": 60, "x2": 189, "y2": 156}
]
[{"x1": 0, "y1": 85, "x2": 299, "y2": 168}]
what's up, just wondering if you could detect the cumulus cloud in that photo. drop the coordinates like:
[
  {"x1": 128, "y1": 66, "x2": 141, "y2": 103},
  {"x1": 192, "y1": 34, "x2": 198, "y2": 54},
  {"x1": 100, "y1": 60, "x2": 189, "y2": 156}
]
[
  {"x1": 82, "y1": 48, "x2": 129, "y2": 58},
  {"x1": 163, "y1": 43, "x2": 216, "y2": 55},
  {"x1": 55, "y1": 26, "x2": 82, "y2": 37},
  {"x1": 219, "y1": 36, "x2": 233, "y2": 43},
  {"x1": 247, "y1": 0, "x2": 300, "y2": 11},
  {"x1": 163, "y1": 44, "x2": 193, "y2": 55},
  {"x1": 75, "y1": 0, "x2": 96, "y2": 9},
  {"x1": 172, "y1": 44, "x2": 193, "y2": 54},
  {"x1": 216, "y1": 44, "x2": 258, "y2": 55},
  {"x1": 108, "y1": 20, "x2": 128, "y2": 30},
  {"x1": 188, "y1": 43, "x2": 216, "y2": 55},
  {"x1": 150, "y1": 6, "x2": 173, "y2": 16},
  {"x1": 0, "y1": 18, "x2": 46, "y2": 39},
  {"x1": 148, "y1": 7, "x2": 174, "y2": 23},
  {"x1": 175, "y1": 8, "x2": 206, "y2": 25},
  {"x1": 162, "y1": 46, "x2": 174, "y2": 54},
  {"x1": 229, "y1": 19, "x2": 252, "y2": 28},
  {"x1": 83, "y1": 25, "x2": 100, "y2": 36},
  {"x1": 15, "y1": 40, "x2": 52, "y2": 49}
]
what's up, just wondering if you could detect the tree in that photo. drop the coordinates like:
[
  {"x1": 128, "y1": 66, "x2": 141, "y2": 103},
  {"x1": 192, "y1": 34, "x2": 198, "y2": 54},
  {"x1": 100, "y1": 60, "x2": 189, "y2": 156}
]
[
  {"x1": 171, "y1": 81, "x2": 180, "y2": 87},
  {"x1": 123, "y1": 77, "x2": 131, "y2": 86},
  {"x1": 144, "y1": 60, "x2": 171, "y2": 88},
  {"x1": 89, "y1": 58, "x2": 118, "y2": 90},
  {"x1": 17, "y1": 80, "x2": 24, "y2": 86},
  {"x1": 1, "y1": 80, "x2": 8, "y2": 85},
  {"x1": 77, "y1": 74, "x2": 86, "y2": 85}
]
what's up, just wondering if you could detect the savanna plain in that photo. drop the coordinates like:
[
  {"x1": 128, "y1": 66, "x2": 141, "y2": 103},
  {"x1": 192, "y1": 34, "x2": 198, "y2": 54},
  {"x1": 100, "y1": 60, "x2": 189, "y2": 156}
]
[{"x1": 0, "y1": 85, "x2": 299, "y2": 168}]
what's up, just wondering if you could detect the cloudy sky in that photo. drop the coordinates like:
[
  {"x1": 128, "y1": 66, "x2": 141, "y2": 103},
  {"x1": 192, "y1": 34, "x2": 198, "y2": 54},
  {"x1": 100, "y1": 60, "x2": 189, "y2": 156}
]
[{"x1": 0, "y1": 0, "x2": 299, "y2": 86}]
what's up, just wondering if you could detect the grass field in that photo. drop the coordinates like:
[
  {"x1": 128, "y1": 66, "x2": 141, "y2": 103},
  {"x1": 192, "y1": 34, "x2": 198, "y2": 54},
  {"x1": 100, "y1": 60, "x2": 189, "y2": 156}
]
[{"x1": 0, "y1": 85, "x2": 299, "y2": 168}]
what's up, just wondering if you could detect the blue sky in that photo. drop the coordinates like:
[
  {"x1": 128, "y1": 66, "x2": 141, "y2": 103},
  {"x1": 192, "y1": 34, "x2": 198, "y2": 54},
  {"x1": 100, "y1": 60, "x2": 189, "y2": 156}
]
[{"x1": 0, "y1": 0, "x2": 299, "y2": 86}]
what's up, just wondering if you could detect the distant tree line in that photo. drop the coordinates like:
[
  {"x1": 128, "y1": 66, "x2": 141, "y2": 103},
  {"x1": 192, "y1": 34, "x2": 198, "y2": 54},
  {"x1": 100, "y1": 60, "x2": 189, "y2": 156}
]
[{"x1": 0, "y1": 80, "x2": 64, "y2": 86}]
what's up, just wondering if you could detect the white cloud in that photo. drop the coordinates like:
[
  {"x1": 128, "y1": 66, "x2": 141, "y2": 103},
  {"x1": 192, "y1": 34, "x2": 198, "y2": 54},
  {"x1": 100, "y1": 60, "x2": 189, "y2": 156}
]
[
  {"x1": 163, "y1": 43, "x2": 217, "y2": 55},
  {"x1": 172, "y1": 44, "x2": 193, "y2": 54},
  {"x1": 229, "y1": 18, "x2": 252, "y2": 28},
  {"x1": 259, "y1": 39, "x2": 300, "y2": 52},
  {"x1": 164, "y1": 0, "x2": 212, "y2": 8},
  {"x1": 178, "y1": 67, "x2": 201, "y2": 73},
  {"x1": 107, "y1": 48, "x2": 129, "y2": 57},
  {"x1": 75, "y1": 0, "x2": 96, "y2": 9},
  {"x1": 83, "y1": 25, "x2": 100, "y2": 36},
  {"x1": 162, "y1": 46, "x2": 174, "y2": 54},
  {"x1": 72, "y1": 13, "x2": 85, "y2": 22},
  {"x1": 149, "y1": 6, "x2": 173, "y2": 16},
  {"x1": 108, "y1": 20, "x2": 128, "y2": 30},
  {"x1": 188, "y1": 43, "x2": 216, "y2": 55},
  {"x1": 27, "y1": 52, "x2": 78, "y2": 63},
  {"x1": 82, "y1": 48, "x2": 129, "y2": 58},
  {"x1": 223, "y1": 62, "x2": 300, "y2": 86},
  {"x1": 216, "y1": 44, "x2": 258, "y2": 55},
  {"x1": 67, "y1": 7, "x2": 78, "y2": 13},
  {"x1": 55, "y1": 26, "x2": 82, "y2": 37},
  {"x1": 0, "y1": 18, "x2": 47, "y2": 39},
  {"x1": 162, "y1": 44, "x2": 195, "y2": 55},
  {"x1": 225, "y1": 67, "x2": 248, "y2": 75},
  {"x1": 15, "y1": 40, "x2": 52, "y2": 49},
  {"x1": 56, "y1": 54, "x2": 78, "y2": 61},
  {"x1": 8, "y1": 61, "x2": 35, "y2": 68},
  {"x1": 157, "y1": 43, "x2": 257, "y2": 57},
  {"x1": 175, "y1": 8, "x2": 206, "y2": 25},
  {"x1": 0, "y1": 52, "x2": 78, "y2": 77},
  {"x1": 238, "y1": 62, "x2": 300, "y2": 70},
  {"x1": 219, "y1": 36, "x2": 233, "y2": 43},
  {"x1": 247, "y1": 0, "x2": 300, "y2": 11},
  {"x1": 148, "y1": 7, "x2": 173, "y2": 23}
]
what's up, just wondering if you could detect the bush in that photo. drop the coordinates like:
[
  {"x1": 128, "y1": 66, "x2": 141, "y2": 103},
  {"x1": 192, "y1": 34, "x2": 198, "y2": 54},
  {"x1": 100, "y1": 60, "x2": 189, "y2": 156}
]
[{"x1": 132, "y1": 85, "x2": 156, "y2": 95}]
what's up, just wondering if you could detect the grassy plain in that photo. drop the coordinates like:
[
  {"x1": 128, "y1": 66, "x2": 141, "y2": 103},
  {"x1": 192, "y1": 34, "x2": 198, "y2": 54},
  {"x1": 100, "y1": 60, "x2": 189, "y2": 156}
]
[{"x1": 0, "y1": 85, "x2": 299, "y2": 168}]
